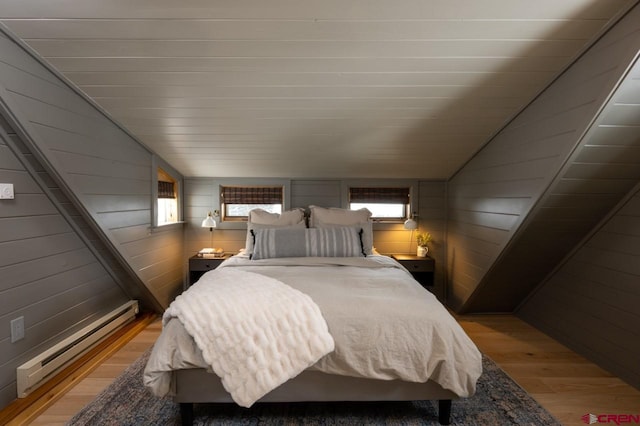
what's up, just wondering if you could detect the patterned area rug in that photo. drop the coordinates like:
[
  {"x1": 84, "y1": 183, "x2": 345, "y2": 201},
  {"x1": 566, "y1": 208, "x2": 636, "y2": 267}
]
[{"x1": 68, "y1": 349, "x2": 560, "y2": 425}]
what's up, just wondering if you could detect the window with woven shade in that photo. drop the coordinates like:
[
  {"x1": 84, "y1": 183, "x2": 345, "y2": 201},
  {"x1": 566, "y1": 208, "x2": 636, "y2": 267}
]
[
  {"x1": 157, "y1": 168, "x2": 179, "y2": 225},
  {"x1": 220, "y1": 185, "x2": 284, "y2": 220},
  {"x1": 349, "y1": 187, "x2": 410, "y2": 220}
]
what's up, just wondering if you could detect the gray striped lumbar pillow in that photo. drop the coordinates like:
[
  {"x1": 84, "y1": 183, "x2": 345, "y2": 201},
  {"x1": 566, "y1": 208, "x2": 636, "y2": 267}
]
[{"x1": 251, "y1": 227, "x2": 365, "y2": 260}]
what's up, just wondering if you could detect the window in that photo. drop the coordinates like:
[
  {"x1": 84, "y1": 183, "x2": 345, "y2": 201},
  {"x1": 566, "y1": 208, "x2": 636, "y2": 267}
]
[
  {"x1": 152, "y1": 155, "x2": 183, "y2": 227},
  {"x1": 349, "y1": 187, "x2": 410, "y2": 220},
  {"x1": 157, "y1": 168, "x2": 178, "y2": 225},
  {"x1": 220, "y1": 185, "x2": 283, "y2": 221}
]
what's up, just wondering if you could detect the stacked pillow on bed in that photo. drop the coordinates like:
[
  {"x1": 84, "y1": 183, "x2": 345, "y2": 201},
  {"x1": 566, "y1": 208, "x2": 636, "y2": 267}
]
[
  {"x1": 246, "y1": 206, "x2": 373, "y2": 259},
  {"x1": 244, "y1": 207, "x2": 306, "y2": 257}
]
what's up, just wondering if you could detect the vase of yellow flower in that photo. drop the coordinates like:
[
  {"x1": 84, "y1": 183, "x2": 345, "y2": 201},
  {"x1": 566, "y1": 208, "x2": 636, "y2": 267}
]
[{"x1": 416, "y1": 231, "x2": 432, "y2": 257}]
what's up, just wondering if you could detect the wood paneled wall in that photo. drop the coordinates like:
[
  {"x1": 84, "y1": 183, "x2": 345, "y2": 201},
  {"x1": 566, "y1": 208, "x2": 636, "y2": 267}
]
[
  {"x1": 183, "y1": 178, "x2": 447, "y2": 300},
  {"x1": 518, "y1": 182, "x2": 640, "y2": 389},
  {"x1": 464, "y1": 46, "x2": 640, "y2": 312},
  {"x1": 446, "y1": 5, "x2": 640, "y2": 312},
  {"x1": 0, "y1": 31, "x2": 184, "y2": 311},
  {"x1": 0, "y1": 116, "x2": 129, "y2": 409}
]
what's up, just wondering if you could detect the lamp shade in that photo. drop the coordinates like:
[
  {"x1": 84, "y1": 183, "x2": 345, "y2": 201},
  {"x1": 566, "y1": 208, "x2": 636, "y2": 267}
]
[
  {"x1": 403, "y1": 218, "x2": 418, "y2": 230},
  {"x1": 201, "y1": 212, "x2": 217, "y2": 229}
]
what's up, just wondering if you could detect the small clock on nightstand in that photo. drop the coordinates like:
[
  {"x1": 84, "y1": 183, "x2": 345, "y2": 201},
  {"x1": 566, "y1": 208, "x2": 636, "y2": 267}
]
[
  {"x1": 188, "y1": 254, "x2": 232, "y2": 287},
  {"x1": 391, "y1": 254, "x2": 435, "y2": 289}
]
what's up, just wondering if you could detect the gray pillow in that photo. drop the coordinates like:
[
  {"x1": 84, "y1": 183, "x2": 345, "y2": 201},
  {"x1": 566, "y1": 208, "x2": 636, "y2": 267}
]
[{"x1": 251, "y1": 227, "x2": 365, "y2": 260}]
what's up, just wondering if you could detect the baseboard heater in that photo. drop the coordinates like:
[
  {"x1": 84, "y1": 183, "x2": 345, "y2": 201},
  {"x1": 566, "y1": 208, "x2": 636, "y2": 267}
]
[{"x1": 17, "y1": 300, "x2": 139, "y2": 398}]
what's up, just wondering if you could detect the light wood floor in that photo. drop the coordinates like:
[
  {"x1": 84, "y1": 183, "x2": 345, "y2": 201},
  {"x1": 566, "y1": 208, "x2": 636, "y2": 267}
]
[{"x1": 8, "y1": 314, "x2": 640, "y2": 426}]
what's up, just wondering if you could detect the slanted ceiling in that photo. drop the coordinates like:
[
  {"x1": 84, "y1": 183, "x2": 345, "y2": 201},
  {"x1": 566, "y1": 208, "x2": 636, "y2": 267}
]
[{"x1": 0, "y1": 0, "x2": 636, "y2": 179}]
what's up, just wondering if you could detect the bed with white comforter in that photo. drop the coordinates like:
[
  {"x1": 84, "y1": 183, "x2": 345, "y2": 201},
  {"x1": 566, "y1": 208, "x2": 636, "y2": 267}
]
[{"x1": 143, "y1": 253, "x2": 482, "y2": 421}]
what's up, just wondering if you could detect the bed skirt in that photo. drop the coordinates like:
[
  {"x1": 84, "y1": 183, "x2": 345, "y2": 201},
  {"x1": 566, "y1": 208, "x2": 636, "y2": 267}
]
[{"x1": 173, "y1": 368, "x2": 457, "y2": 425}]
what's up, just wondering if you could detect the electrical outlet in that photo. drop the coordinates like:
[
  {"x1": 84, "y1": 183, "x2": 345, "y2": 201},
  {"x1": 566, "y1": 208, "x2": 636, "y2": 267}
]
[
  {"x1": 0, "y1": 183, "x2": 14, "y2": 199},
  {"x1": 11, "y1": 317, "x2": 25, "y2": 343}
]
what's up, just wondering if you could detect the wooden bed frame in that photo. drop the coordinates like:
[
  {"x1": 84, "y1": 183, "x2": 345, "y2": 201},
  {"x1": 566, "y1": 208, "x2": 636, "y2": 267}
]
[{"x1": 173, "y1": 368, "x2": 457, "y2": 425}]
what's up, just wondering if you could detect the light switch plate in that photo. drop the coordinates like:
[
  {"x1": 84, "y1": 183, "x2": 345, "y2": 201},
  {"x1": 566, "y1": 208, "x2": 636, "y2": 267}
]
[{"x1": 0, "y1": 183, "x2": 14, "y2": 199}]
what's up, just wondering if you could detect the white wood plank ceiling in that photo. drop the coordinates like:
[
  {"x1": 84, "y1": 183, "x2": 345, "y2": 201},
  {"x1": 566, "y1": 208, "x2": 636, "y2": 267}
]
[{"x1": 0, "y1": 0, "x2": 636, "y2": 179}]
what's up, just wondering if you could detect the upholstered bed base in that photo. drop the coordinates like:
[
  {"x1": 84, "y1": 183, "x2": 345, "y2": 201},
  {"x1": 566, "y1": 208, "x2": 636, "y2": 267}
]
[{"x1": 173, "y1": 368, "x2": 457, "y2": 425}]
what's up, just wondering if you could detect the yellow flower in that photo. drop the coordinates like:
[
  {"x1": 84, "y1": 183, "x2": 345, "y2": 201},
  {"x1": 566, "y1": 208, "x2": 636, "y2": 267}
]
[{"x1": 416, "y1": 231, "x2": 432, "y2": 247}]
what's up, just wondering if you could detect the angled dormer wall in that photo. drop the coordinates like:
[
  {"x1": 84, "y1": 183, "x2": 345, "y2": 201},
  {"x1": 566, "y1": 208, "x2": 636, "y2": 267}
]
[
  {"x1": 0, "y1": 30, "x2": 184, "y2": 310},
  {"x1": 0, "y1": 25, "x2": 186, "y2": 411},
  {"x1": 0, "y1": 113, "x2": 133, "y2": 408},
  {"x1": 519, "y1": 181, "x2": 640, "y2": 389},
  {"x1": 446, "y1": 4, "x2": 640, "y2": 313},
  {"x1": 0, "y1": 24, "x2": 189, "y2": 411}
]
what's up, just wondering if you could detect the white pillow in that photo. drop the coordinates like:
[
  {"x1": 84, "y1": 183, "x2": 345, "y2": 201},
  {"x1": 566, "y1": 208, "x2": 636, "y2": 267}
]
[
  {"x1": 245, "y1": 208, "x2": 306, "y2": 254},
  {"x1": 308, "y1": 206, "x2": 373, "y2": 255},
  {"x1": 248, "y1": 208, "x2": 305, "y2": 226}
]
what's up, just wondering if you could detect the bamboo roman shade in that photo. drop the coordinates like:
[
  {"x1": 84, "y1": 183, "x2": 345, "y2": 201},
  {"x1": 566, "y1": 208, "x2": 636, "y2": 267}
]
[
  {"x1": 157, "y1": 181, "x2": 176, "y2": 199},
  {"x1": 221, "y1": 186, "x2": 283, "y2": 204},
  {"x1": 349, "y1": 187, "x2": 410, "y2": 204}
]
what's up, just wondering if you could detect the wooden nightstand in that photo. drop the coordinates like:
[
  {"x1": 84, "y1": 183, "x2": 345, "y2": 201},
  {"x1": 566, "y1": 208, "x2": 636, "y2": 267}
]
[
  {"x1": 188, "y1": 254, "x2": 231, "y2": 286},
  {"x1": 391, "y1": 254, "x2": 435, "y2": 289}
]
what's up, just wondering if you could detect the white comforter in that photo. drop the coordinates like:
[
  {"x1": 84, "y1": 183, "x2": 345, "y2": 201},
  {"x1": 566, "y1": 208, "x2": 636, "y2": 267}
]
[{"x1": 144, "y1": 255, "x2": 482, "y2": 402}]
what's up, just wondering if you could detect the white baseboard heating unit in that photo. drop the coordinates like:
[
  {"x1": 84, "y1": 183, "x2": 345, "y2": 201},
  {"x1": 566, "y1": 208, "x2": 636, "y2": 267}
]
[{"x1": 17, "y1": 300, "x2": 139, "y2": 398}]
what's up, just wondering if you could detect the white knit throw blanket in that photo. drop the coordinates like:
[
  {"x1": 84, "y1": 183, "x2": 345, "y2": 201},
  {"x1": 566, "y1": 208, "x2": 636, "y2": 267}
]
[{"x1": 162, "y1": 268, "x2": 335, "y2": 407}]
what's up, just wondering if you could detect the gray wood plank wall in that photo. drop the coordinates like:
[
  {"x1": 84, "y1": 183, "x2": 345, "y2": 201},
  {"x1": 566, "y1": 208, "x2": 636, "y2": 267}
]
[
  {"x1": 0, "y1": 31, "x2": 184, "y2": 311},
  {"x1": 0, "y1": 116, "x2": 129, "y2": 409},
  {"x1": 446, "y1": 5, "x2": 640, "y2": 312},
  {"x1": 518, "y1": 181, "x2": 640, "y2": 389},
  {"x1": 183, "y1": 178, "x2": 447, "y2": 300},
  {"x1": 463, "y1": 47, "x2": 640, "y2": 312}
]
